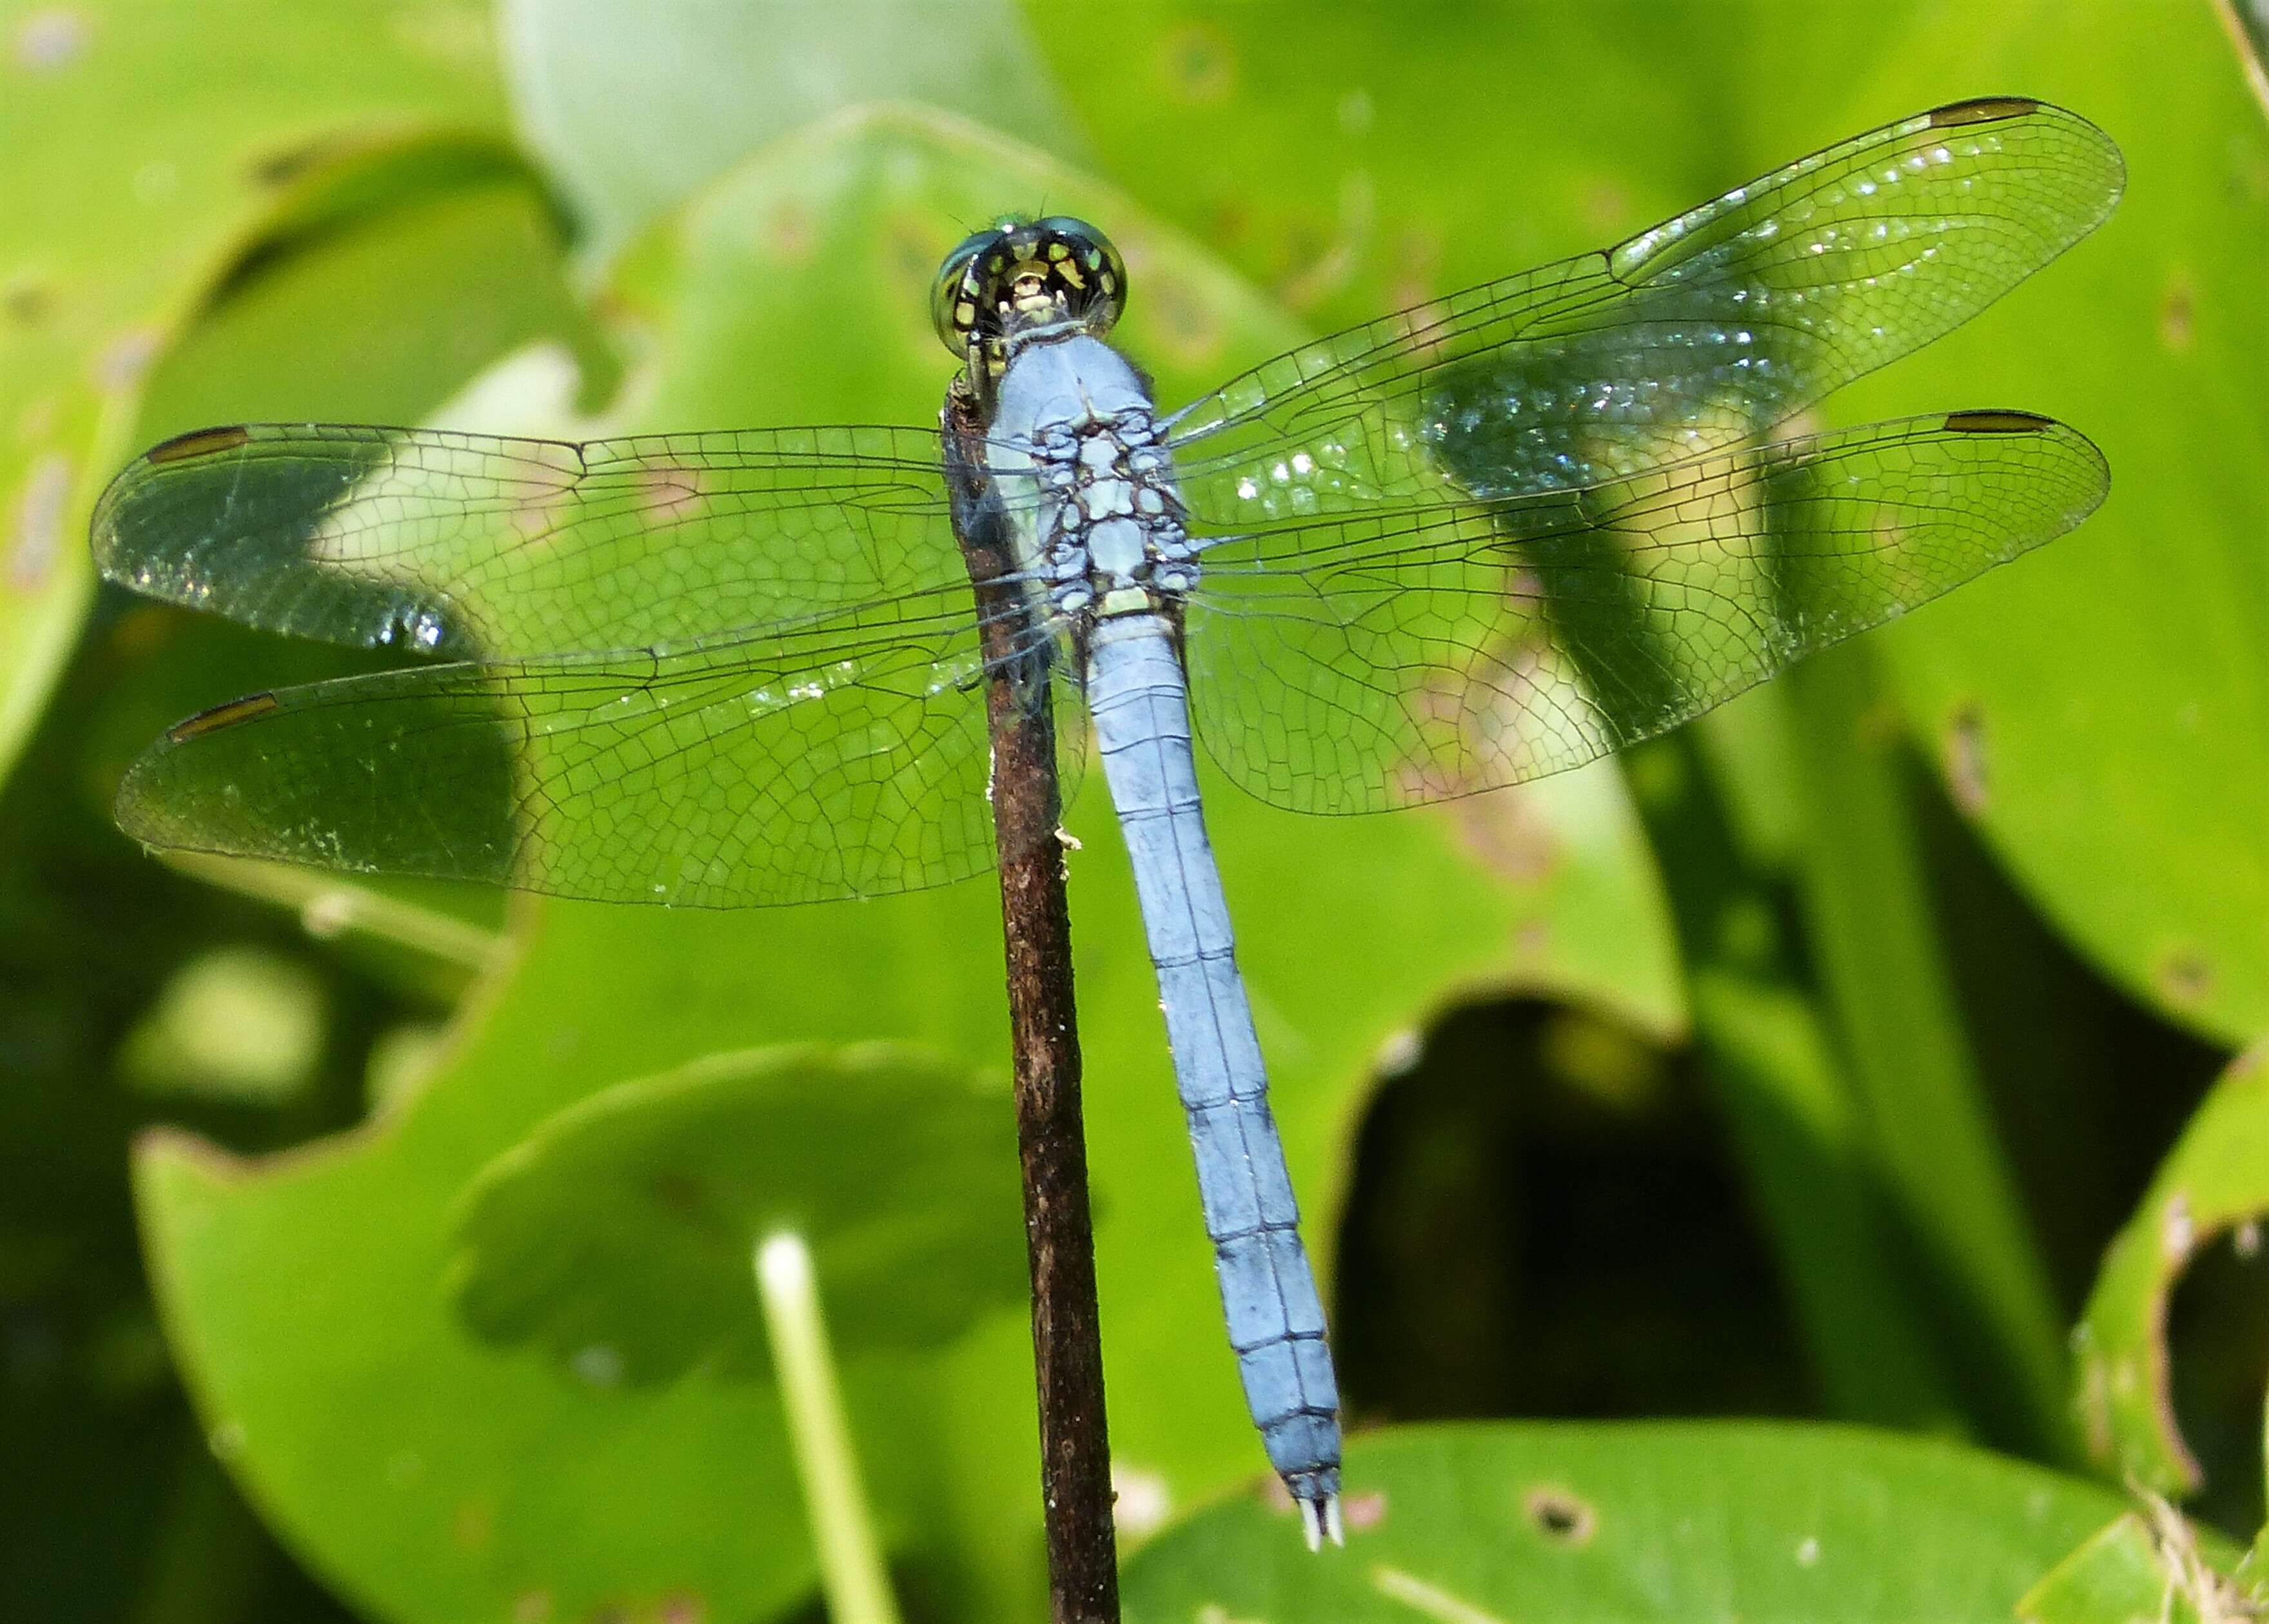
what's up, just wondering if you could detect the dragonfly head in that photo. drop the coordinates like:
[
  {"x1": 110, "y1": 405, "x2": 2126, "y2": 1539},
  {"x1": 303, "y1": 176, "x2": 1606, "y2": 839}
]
[{"x1": 932, "y1": 215, "x2": 1127, "y2": 376}]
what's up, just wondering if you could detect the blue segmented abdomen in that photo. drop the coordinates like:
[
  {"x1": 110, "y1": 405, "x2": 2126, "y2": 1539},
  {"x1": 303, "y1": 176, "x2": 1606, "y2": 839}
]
[{"x1": 1085, "y1": 611, "x2": 1342, "y2": 1514}]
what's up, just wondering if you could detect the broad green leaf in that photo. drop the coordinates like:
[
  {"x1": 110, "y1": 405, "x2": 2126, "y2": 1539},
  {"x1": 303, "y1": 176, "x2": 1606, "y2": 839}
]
[
  {"x1": 83, "y1": 151, "x2": 594, "y2": 996},
  {"x1": 1825, "y1": 3, "x2": 2269, "y2": 1046},
  {"x1": 1120, "y1": 1422, "x2": 2127, "y2": 1621},
  {"x1": 136, "y1": 106, "x2": 1675, "y2": 1623},
  {"x1": 2074, "y1": 1043, "x2": 2269, "y2": 1496},
  {"x1": 447, "y1": 1044, "x2": 1025, "y2": 1386},
  {"x1": 1021, "y1": 3, "x2": 1752, "y2": 338},
  {"x1": 2019, "y1": 1507, "x2": 2263, "y2": 1624},
  {"x1": 1038, "y1": 0, "x2": 2269, "y2": 1042},
  {"x1": 4, "y1": 100, "x2": 582, "y2": 1624},
  {"x1": 0, "y1": 0, "x2": 503, "y2": 786},
  {"x1": 500, "y1": 0, "x2": 1083, "y2": 264}
]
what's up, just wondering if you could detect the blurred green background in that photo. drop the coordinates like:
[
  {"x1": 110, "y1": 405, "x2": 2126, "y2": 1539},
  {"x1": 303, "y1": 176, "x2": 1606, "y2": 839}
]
[{"x1": 3, "y1": 3, "x2": 2266, "y2": 1621}]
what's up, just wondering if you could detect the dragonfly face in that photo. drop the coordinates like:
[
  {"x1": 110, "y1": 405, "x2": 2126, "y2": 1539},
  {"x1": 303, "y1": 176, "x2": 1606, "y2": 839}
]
[
  {"x1": 931, "y1": 214, "x2": 1128, "y2": 385},
  {"x1": 95, "y1": 98, "x2": 2125, "y2": 1537}
]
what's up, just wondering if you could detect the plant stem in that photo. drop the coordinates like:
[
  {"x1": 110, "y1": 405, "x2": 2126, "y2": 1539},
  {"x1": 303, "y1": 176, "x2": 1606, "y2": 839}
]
[
  {"x1": 942, "y1": 382, "x2": 1121, "y2": 1624},
  {"x1": 753, "y1": 1233, "x2": 902, "y2": 1624}
]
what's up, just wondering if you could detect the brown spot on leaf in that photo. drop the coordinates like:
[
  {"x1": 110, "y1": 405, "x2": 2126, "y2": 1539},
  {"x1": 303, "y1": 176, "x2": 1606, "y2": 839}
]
[
  {"x1": 4, "y1": 280, "x2": 52, "y2": 325},
  {"x1": 1943, "y1": 703, "x2": 1990, "y2": 815},
  {"x1": 10, "y1": 452, "x2": 70, "y2": 592},
  {"x1": 2156, "y1": 950, "x2": 2215, "y2": 1010},
  {"x1": 1581, "y1": 181, "x2": 1633, "y2": 238},
  {"x1": 2161, "y1": 275, "x2": 2195, "y2": 353},
  {"x1": 1140, "y1": 261, "x2": 1224, "y2": 371},
  {"x1": 1343, "y1": 1489, "x2": 1388, "y2": 1531},
  {"x1": 1161, "y1": 22, "x2": 1235, "y2": 104},
  {"x1": 249, "y1": 133, "x2": 353, "y2": 188},
  {"x1": 764, "y1": 200, "x2": 818, "y2": 265},
  {"x1": 452, "y1": 1492, "x2": 495, "y2": 1552},
  {"x1": 1452, "y1": 785, "x2": 1564, "y2": 886},
  {"x1": 1524, "y1": 1484, "x2": 1598, "y2": 1544}
]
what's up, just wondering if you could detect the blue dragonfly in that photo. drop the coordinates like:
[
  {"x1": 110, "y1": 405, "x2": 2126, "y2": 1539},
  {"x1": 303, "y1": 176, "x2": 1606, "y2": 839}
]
[{"x1": 96, "y1": 97, "x2": 2121, "y2": 1547}]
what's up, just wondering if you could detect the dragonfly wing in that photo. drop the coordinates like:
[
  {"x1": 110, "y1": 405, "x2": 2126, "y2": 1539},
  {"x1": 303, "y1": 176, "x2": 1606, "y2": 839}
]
[
  {"x1": 92, "y1": 422, "x2": 968, "y2": 658},
  {"x1": 1165, "y1": 99, "x2": 2122, "y2": 521},
  {"x1": 1181, "y1": 412, "x2": 2108, "y2": 812},
  {"x1": 117, "y1": 591, "x2": 1080, "y2": 906}
]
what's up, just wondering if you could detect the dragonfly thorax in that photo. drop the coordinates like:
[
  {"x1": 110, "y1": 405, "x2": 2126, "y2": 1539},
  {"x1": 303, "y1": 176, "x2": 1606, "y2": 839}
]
[{"x1": 988, "y1": 333, "x2": 1196, "y2": 625}]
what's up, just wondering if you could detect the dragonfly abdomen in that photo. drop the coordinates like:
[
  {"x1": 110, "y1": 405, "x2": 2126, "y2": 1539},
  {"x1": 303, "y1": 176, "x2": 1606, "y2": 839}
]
[{"x1": 1085, "y1": 612, "x2": 1344, "y2": 1543}]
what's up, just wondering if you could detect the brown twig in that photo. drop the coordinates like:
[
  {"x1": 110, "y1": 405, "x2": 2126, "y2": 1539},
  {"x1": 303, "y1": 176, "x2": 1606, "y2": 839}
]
[{"x1": 941, "y1": 380, "x2": 1121, "y2": 1623}]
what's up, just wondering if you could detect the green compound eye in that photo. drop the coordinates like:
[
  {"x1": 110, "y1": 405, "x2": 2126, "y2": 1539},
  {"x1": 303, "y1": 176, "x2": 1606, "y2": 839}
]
[
  {"x1": 1028, "y1": 216, "x2": 1127, "y2": 337},
  {"x1": 930, "y1": 225, "x2": 1009, "y2": 354},
  {"x1": 930, "y1": 216, "x2": 1130, "y2": 360}
]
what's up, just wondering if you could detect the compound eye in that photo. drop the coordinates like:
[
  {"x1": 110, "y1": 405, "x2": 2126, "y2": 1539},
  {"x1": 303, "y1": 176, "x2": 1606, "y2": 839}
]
[
  {"x1": 931, "y1": 227, "x2": 1005, "y2": 354},
  {"x1": 1030, "y1": 215, "x2": 1127, "y2": 334}
]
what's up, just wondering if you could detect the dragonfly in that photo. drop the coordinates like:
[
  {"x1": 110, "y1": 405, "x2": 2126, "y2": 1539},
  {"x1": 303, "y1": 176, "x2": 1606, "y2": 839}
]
[{"x1": 96, "y1": 97, "x2": 2122, "y2": 1547}]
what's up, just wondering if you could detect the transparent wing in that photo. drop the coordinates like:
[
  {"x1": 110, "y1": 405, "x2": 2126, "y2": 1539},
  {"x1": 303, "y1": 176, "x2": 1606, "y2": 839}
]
[
  {"x1": 92, "y1": 422, "x2": 977, "y2": 659},
  {"x1": 1165, "y1": 99, "x2": 2123, "y2": 522},
  {"x1": 115, "y1": 591, "x2": 1086, "y2": 907},
  {"x1": 1182, "y1": 411, "x2": 2108, "y2": 813}
]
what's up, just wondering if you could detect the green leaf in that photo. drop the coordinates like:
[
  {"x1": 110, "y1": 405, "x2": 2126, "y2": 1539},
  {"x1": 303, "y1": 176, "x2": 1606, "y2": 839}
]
[
  {"x1": 1120, "y1": 1422, "x2": 2126, "y2": 1621},
  {"x1": 2074, "y1": 1043, "x2": 2269, "y2": 1496},
  {"x1": 447, "y1": 1044, "x2": 1025, "y2": 1387},
  {"x1": 499, "y1": 0, "x2": 1085, "y2": 263},
  {"x1": 1832, "y1": 4, "x2": 2269, "y2": 1046},
  {"x1": 134, "y1": 106, "x2": 1675, "y2": 1623},
  {"x1": 82, "y1": 145, "x2": 593, "y2": 986},
  {"x1": 1040, "y1": 0, "x2": 2269, "y2": 1028},
  {"x1": 0, "y1": 0, "x2": 504, "y2": 785},
  {"x1": 2019, "y1": 1506, "x2": 2263, "y2": 1624}
]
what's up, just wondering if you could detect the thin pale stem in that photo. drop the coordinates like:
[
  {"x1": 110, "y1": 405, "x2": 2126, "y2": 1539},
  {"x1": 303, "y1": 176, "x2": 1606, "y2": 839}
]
[{"x1": 753, "y1": 1233, "x2": 902, "y2": 1624}]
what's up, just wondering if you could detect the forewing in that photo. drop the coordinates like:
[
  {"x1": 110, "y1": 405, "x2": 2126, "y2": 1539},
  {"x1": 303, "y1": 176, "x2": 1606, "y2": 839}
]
[
  {"x1": 1182, "y1": 412, "x2": 2108, "y2": 813},
  {"x1": 1166, "y1": 99, "x2": 2122, "y2": 521},
  {"x1": 92, "y1": 422, "x2": 970, "y2": 659},
  {"x1": 115, "y1": 590, "x2": 1082, "y2": 906}
]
